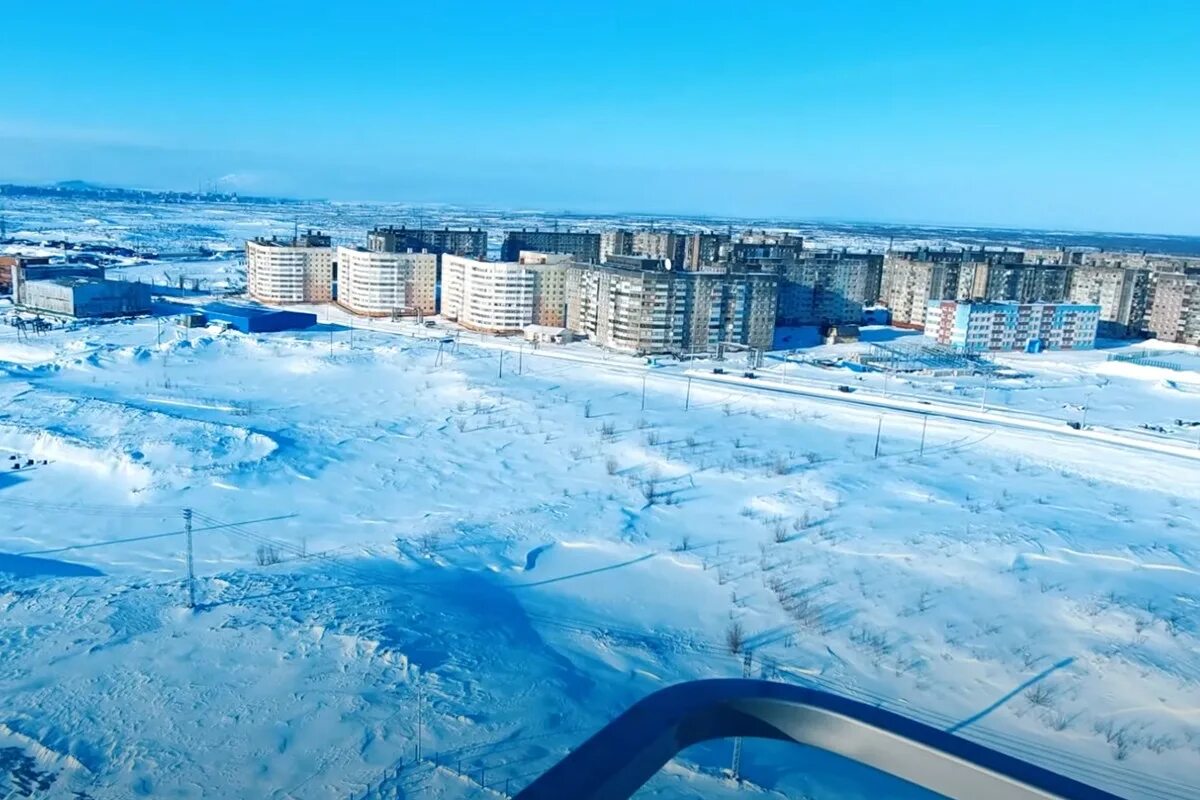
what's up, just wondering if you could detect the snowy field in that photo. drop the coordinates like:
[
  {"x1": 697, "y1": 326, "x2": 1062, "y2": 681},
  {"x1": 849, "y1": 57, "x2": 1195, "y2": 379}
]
[{"x1": 2, "y1": 307, "x2": 1199, "y2": 799}]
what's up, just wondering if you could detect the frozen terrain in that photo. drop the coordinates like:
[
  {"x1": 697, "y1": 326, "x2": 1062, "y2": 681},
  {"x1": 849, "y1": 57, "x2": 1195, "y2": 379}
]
[
  {"x1": 2, "y1": 305, "x2": 1199, "y2": 799},
  {"x1": 2, "y1": 196, "x2": 1200, "y2": 798}
]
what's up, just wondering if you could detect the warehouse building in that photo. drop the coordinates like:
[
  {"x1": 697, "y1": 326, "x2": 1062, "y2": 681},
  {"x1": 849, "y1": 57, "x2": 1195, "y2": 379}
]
[
  {"x1": 12, "y1": 263, "x2": 152, "y2": 318},
  {"x1": 201, "y1": 303, "x2": 317, "y2": 333}
]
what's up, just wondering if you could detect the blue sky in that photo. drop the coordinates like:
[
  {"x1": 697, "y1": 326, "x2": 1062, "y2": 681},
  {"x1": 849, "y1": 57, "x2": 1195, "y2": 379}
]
[{"x1": 2, "y1": 1, "x2": 1197, "y2": 233}]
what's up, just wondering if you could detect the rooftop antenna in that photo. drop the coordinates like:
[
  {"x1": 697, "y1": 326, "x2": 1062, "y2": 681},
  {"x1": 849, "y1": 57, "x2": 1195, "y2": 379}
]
[{"x1": 293, "y1": 218, "x2": 299, "y2": 243}]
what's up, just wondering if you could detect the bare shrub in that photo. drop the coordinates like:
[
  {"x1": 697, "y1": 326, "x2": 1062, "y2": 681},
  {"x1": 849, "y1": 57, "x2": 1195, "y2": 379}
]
[
  {"x1": 599, "y1": 420, "x2": 616, "y2": 440},
  {"x1": 1025, "y1": 683, "x2": 1055, "y2": 708},
  {"x1": 605, "y1": 456, "x2": 619, "y2": 475},
  {"x1": 726, "y1": 621, "x2": 745, "y2": 654},
  {"x1": 255, "y1": 544, "x2": 281, "y2": 566},
  {"x1": 772, "y1": 521, "x2": 789, "y2": 543},
  {"x1": 646, "y1": 430, "x2": 661, "y2": 446}
]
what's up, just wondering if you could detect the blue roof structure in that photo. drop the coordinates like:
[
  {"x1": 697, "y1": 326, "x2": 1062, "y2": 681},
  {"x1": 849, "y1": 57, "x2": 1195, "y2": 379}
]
[{"x1": 201, "y1": 303, "x2": 317, "y2": 333}]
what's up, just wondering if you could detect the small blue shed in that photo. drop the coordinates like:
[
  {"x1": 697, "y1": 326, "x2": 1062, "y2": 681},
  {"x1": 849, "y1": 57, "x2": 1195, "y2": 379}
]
[{"x1": 202, "y1": 302, "x2": 318, "y2": 333}]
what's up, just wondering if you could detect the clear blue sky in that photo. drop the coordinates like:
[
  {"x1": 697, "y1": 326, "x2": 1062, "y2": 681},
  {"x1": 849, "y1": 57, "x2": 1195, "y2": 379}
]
[{"x1": 2, "y1": 1, "x2": 1198, "y2": 233}]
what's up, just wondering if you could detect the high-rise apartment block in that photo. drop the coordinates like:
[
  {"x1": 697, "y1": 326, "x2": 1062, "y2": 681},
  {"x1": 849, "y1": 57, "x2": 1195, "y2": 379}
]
[
  {"x1": 566, "y1": 256, "x2": 777, "y2": 355},
  {"x1": 441, "y1": 254, "x2": 571, "y2": 333},
  {"x1": 1066, "y1": 265, "x2": 1151, "y2": 337},
  {"x1": 772, "y1": 251, "x2": 883, "y2": 326},
  {"x1": 517, "y1": 251, "x2": 573, "y2": 327},
  {"x1": 599, "y1": 229, "x2": 732, "y2": 270},
  {"x1": 925, "y1": 301, "x2": 1100, "y2": 352},
  {"x1": 731, "y1": 233, "x2": 805, "y2": 265},
  {"x1": 881, "y1": 247, "x2": 1071, "y2": 328},
  {"x1": 501, "y1": 230, "x2": 602, "y2": 264},
  {"x1": 367, "y1": 226, "x2": 487, "y2": 259},
  {"x1": 335, "y1": 246, "x2": 437, "y2": 316},
  {"x1": 1145, "y1": 270, "x2": 1200, "y2": 345},
  {"x1": 246, "y1": 231, "x2": 335, "y2": 304}
]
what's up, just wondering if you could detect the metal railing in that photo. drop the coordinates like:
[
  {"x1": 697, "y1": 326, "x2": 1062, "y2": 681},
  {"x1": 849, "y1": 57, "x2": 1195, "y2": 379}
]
[{"x1": 515, "y1": 679, "x2": 1125, "y2": 800}]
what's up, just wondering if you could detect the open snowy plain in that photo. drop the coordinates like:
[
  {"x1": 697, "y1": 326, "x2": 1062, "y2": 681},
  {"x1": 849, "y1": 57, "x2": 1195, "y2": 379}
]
[
  {"x1": 2, "y1": 196, "x2": 1200, "y2": 799},
  {"x1": 1, "y1": 308, "x2": 1198, "y2": 799}
]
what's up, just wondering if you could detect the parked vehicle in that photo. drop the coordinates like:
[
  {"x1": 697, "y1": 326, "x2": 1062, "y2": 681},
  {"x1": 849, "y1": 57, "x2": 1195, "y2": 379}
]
[{"x1": 837, "y1": 385, "x2": 855, "y2": 393}]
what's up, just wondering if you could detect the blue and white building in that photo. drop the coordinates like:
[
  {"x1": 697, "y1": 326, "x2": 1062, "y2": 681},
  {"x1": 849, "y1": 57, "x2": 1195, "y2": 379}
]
[{"x1": 925, "y1": 300, "x2": 1100, "y2": 352}]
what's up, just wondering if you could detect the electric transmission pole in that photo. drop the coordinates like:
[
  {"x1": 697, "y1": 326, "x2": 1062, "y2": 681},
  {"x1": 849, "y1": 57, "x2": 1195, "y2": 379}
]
[
  {"x1": 184, "y1": 508, "x2": 196, "y2": 609},
  {"x1": 730, "y1": 650, "x2": 753, "y2": 781}
]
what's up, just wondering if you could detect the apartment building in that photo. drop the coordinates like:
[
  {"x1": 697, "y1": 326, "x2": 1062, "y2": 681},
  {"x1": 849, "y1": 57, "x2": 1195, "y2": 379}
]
[
  {"x1": 881, "y1": 247, "x2": 1072, "y2": 328},
  {"x1": 566, "y1": 256, "x2": 777, "y2": 355},
  {"x1": 500, "y1": 230, "x2": 601, "y2": 263},
  {"x1": 731, "y1": 232, "x2": 805, "y2": 264},
  {"x1": 773, "y1": 251, "x2": 882, "y2": 326},
  {"x1": 246, "y1": 231, "x2": 334, "y2": 304},
  {"x1": 367, "y1": 226, "x2": 487, "y2": 259},
  {"x1": 440, "y1": 254, "x2": 570, "y2": 333},
  {"x1": 517, "y1": 251, "x2": 573, "y2": 327},
  {"x1": 1145, "y1": 270, "x2": 1200, "y2": 344},
  {"x1": 335, "y1": 246, "x2": 437, "y2": 317},
  {"x1": 925, "y1": 301, "x2": 1100, "y2": 352},
  {"x1": 1067, "y1": 265, "x2": 1151, "y2": 337}
]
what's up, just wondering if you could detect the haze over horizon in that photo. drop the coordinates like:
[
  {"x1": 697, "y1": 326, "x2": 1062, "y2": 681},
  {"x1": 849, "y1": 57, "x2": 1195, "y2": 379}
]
[{"x1": 3, "y1": 1, "x2": 1197, "y2": 235}]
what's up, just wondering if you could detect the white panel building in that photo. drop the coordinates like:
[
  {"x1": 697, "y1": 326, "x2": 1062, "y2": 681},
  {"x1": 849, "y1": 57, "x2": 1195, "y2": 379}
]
[
  {"x1": 441, "y1": 255, "x2": 537, "y2": 333},
  {"x1": 246, "y1": 233, "x2": 334, "y2": 304},
  {"x1": 336, "y1": 246, "x2": 436, "y2": 316}
]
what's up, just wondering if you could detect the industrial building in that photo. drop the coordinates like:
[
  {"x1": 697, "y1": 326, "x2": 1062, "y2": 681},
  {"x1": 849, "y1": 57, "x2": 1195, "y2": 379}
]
[
  {"x1": 0, "y1": 255, "x2": 51, "y2": 294},
  {"x1": 11, "y1": 263, "x2": 152, "y2": 318},
  {"x1": 924, "y1": 301, "x2": 1099, "y2": 352},
  {"x1": 245, "y1": 231, "x2": 334, "y2": 304},
  {"x1": 1145, "y1": 270, "x2": 1200, "y2": 345},
  {"x1": 200, "y1": 303, "x2": 317, "y2": 333},
  {"x1": 366, "y1": 226, "x2": 487, "y2": 260},
  {"x1": 335, "y1": 246, "x2": 437, "y2": 317},
  {"x1": 565, "y1": 256, "x2": 777, "y2": 355},
  {"x1": 500, "y1": 229, "x2": 602, "y2": 264}
]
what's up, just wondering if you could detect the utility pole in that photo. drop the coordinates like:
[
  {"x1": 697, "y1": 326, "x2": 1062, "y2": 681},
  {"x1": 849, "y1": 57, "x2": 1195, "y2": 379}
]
[
  {"x1": 730, "y1": 650, "x2": 753, "y2": 781},
  {"x1": 518, "y1": 343, "x2": 524, "y2": 375},
  {"x1": 980, "y1": 371, "x2": 991, "y2": 411},
  {"x1": 641, "y1": 374, "x2": 647, "y2": 411},
  {"x1": 329, "y1": 329, "x2": 334, "y2": 357},
  {"x1": 685, "y1": 377, "x2": 692, "y2": 411},
  {"x1": 184, "y1": 508, "x2": 195, "y2": 609},
  {"x1": 416, "y1": 679, "x2": 423, "y2": 762},
  {"x1": 873, "y1": 417, "x2": 883, "y2": 459},
  {"x1": 498, "y1": 351, "x2": 504, "y2": 378},
  {"x1": 919, "y1": 414, "x2": 928, "y2": 457}
]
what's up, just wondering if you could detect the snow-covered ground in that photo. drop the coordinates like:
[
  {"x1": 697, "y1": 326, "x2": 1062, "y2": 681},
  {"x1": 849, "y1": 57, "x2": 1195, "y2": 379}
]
[
  {"x1": 2, "y1": 197, "x2": 1200, "y2": 798},
  {"x1": 2, "y1": 305, "x2": 1199, "y2": 800}
]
